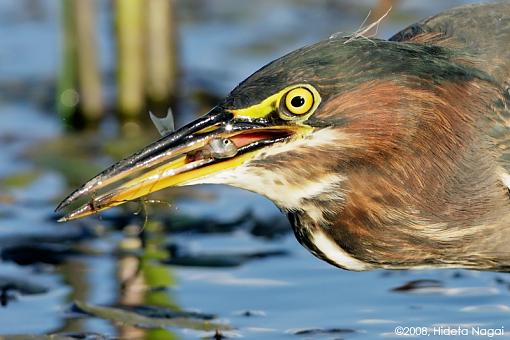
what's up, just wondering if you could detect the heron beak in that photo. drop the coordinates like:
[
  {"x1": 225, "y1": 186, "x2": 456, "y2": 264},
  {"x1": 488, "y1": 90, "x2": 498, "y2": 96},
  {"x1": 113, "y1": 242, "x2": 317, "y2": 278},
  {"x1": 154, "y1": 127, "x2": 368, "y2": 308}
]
[{"x1": 55, "y1": 107, "x2": 303, "y2": 221}]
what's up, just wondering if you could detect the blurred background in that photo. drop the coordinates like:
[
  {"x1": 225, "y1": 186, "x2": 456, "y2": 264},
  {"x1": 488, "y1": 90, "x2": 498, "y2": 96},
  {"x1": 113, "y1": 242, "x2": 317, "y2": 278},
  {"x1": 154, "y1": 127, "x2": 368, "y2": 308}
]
[{"x1": 1, "y1": 0, "x2": 509, "y2": 339}]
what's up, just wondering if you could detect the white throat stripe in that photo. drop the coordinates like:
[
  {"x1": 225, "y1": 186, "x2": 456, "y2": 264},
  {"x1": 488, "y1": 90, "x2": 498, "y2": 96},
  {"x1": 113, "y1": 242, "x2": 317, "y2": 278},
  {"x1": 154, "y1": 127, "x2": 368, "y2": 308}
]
[{"x1": 311, "y1": 229, "x2": 371, "y2": 271}]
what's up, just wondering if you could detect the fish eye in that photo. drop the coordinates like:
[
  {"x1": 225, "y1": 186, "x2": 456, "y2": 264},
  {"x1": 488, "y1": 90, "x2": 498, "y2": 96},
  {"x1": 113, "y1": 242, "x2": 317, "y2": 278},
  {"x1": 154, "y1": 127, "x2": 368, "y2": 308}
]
[{"x1": 283, "y1": 87, "x2": 314, "y2": 115}]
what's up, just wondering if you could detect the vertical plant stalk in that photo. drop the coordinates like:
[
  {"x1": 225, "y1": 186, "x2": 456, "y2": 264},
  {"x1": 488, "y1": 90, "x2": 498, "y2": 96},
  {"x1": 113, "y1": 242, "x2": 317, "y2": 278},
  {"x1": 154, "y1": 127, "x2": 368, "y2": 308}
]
[
  {"x1": 57, "y1": 0, "x2": 78, "y2": 129},
  {"x1": 115, "y1": 0, "x2": 145, "y2": 120},
  {"x1": 145, "y1": 0, "x2": 178, "y2": 111},
  {"x1": 74, "y1": 0, "x2": 104, "y2": 124}
]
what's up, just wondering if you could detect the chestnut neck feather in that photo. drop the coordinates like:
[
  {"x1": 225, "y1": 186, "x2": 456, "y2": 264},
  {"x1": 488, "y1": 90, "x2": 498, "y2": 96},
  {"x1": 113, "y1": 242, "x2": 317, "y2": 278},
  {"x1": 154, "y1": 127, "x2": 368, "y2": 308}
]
[{"x1": 290, "y1": 76, "x2": 510, "y2": 270}]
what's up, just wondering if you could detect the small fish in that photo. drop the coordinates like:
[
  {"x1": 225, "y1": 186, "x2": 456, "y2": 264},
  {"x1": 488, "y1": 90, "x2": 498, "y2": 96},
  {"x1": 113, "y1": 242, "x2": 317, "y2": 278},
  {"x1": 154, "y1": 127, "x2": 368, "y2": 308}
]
[
  {"x1": 149, "y1": 109, "x2": 237, "y2": 159},
  {"x1": 207, "y1": 138, "x2": 238, "y2": 159},
  {"x1": 149, "y1": 108, "x2": 175, "y2": 136}
]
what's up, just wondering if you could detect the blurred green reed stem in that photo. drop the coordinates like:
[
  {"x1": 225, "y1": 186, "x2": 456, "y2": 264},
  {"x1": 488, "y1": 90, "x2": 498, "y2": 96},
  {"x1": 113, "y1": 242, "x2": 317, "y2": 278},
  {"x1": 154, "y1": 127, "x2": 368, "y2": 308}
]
[
  {"x1": 74, "y1": 0, "x2": 104, "y2": 124},
  {"x1": 115, "y1": 0, "x2": 145, "y2": 121},
  {"x1": 58, "y1": 0, "x2": 178, "y2": 129},
  {"x1": 57, "y1": 0, "x2": 78, "y2": 129},
  {"x1": 146, "y1": 0, "x2": 178, "y2": 112},
  {"x1": 58, "y1": 0, "x2": 103, "y2": 129}
]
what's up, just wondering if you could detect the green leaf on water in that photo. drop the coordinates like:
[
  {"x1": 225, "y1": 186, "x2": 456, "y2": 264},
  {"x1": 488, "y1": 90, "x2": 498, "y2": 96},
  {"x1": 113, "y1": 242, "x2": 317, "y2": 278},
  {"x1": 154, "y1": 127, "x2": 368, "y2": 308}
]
[
  {"x1": 142, "y1": 260, "x2": 174, "y2": 290},
  {"x1": 75, "y1": 300, "x2": 232, "y2": 331},
  {"x1": 0, "y1": 171, "x2": 40, "y2": 188}
]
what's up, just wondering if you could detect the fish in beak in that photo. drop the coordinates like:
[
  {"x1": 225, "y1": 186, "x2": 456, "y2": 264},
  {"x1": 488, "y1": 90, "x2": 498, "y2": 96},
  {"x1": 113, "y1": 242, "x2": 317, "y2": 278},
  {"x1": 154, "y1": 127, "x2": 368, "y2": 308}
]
[{"x1": 55, "y1": 107, "x2": 298, "y2": 221}]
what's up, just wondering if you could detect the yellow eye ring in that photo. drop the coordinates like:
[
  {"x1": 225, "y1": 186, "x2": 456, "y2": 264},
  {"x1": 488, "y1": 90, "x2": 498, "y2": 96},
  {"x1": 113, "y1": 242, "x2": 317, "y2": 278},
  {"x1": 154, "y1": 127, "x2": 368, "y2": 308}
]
[{"x1": 284, "y1": 87, "x2": 314, "y2": 115}]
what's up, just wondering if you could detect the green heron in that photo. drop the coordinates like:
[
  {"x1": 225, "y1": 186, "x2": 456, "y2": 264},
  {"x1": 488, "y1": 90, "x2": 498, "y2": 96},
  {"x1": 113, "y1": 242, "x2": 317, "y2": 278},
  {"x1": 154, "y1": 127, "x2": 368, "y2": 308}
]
[{"x1": 57, "y1": 3, "x2": 510, "y2": 271}]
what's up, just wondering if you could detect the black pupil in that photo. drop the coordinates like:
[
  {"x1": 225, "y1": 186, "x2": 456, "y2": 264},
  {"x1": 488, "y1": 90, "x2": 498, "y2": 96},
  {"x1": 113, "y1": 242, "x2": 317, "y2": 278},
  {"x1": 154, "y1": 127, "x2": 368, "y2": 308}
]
[{"x1": 291, "y1": 95, "x2": 305, "y2": 108}]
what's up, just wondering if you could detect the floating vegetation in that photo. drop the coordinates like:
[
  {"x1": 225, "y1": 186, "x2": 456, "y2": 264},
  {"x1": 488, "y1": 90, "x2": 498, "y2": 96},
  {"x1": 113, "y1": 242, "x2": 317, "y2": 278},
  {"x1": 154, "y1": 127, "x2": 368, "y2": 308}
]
[
  {"x1": 0, "y1": 276, "x2": 49, "y2": 307},
  {"x1": 74, "y1": 301, "x2": 232, "y2": 331},
  {"x1": 392, "y1": 279, "x2": 443, "y2": 293}
]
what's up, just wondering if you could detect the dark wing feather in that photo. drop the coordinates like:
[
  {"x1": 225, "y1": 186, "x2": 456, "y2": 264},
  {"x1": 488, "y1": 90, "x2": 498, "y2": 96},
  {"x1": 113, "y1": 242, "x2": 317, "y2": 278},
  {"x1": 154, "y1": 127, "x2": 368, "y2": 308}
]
[
  {"x1": 391, "y1": 2, "x2": 510, "y2": 178},
  {"x1": 390, "y1": 3, "x2": 510, "y2": 87}
]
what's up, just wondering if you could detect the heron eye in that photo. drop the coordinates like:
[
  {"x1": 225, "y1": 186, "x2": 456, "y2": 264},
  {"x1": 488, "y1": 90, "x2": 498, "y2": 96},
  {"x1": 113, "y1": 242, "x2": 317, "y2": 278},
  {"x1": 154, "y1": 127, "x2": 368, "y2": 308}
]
[{"x1": 284, "y1": 87, "x2": 314, "y2": 115}]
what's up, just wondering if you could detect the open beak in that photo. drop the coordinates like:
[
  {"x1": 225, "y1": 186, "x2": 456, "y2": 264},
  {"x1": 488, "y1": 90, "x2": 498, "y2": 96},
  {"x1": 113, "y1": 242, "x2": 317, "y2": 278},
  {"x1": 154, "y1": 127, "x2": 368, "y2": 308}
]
[{"x1": 55, "y1": 107, "x2": 299, "y2": 221}]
